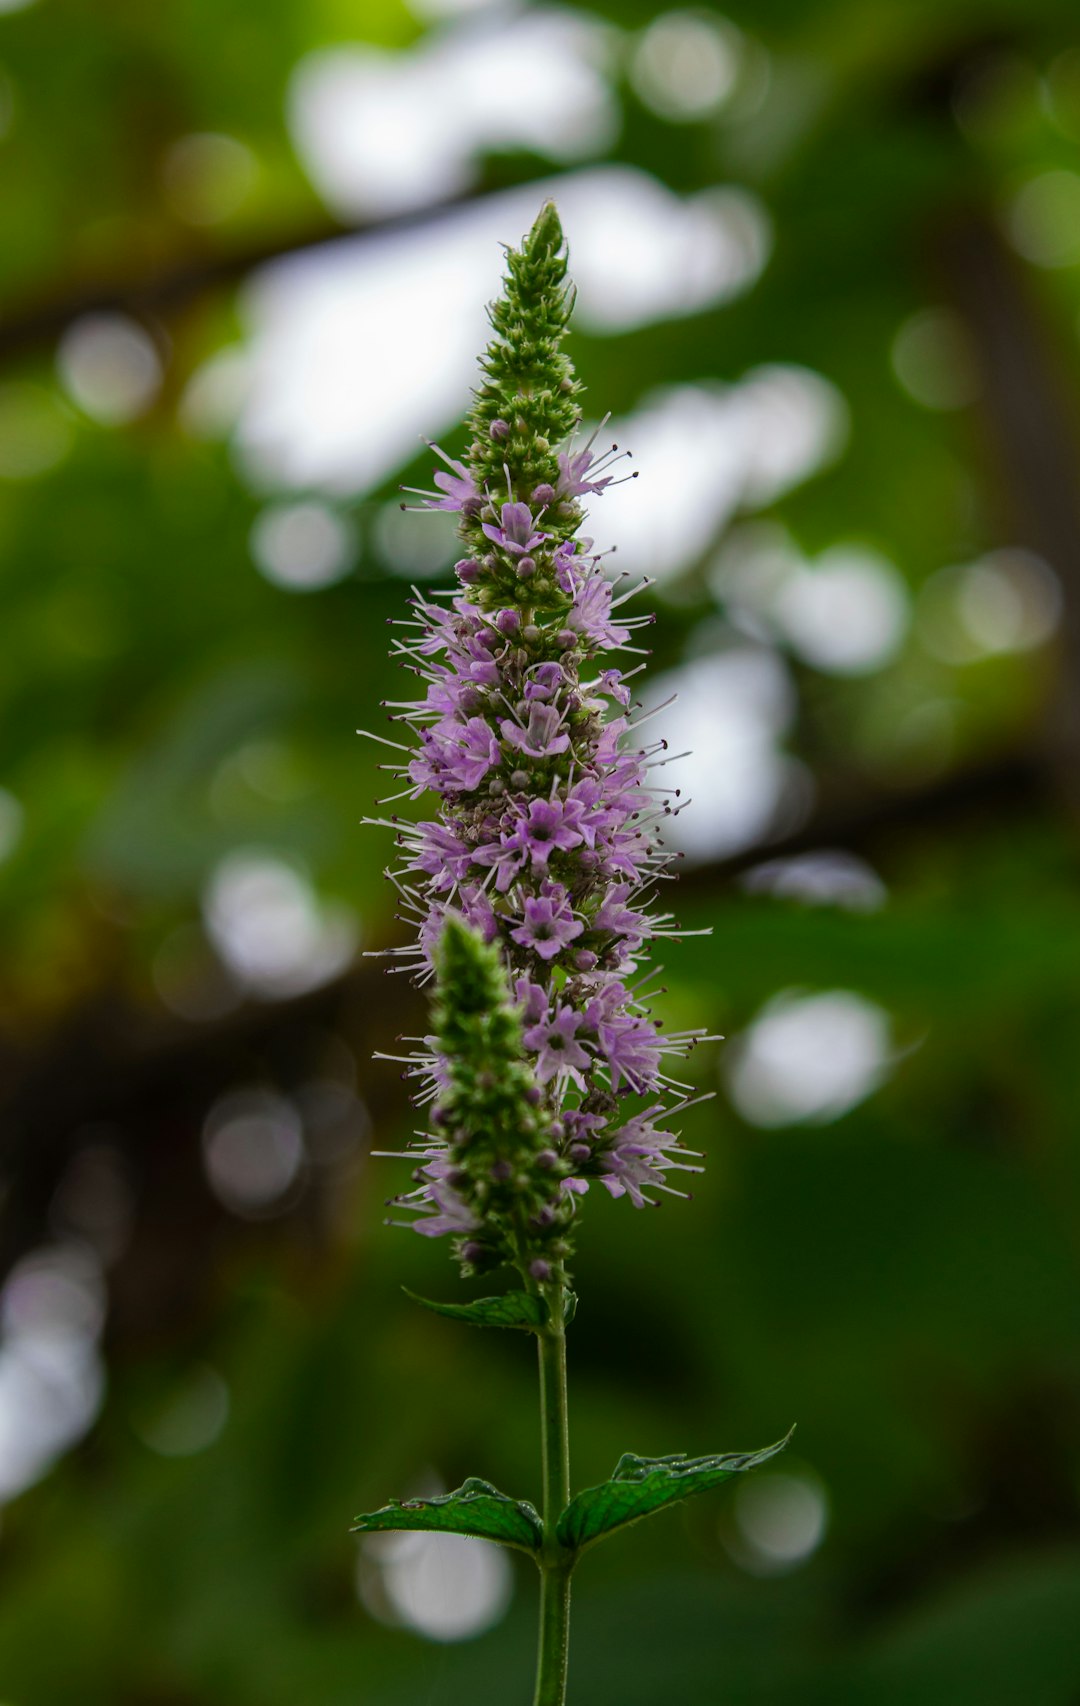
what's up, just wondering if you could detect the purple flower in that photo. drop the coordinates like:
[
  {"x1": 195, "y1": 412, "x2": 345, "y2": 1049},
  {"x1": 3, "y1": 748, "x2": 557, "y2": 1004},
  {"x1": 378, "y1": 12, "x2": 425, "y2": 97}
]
[
  {"x1": 414, "y1": 1160, "x2": 482, "y2": 1236},
  {"x1": 600, "y1": 748, "x2": 647, "y2": 805},
  {"x1": 586, "y1": 668, "x2": 632, "y2": 708},
  {"x1": 515, "y1": 977, "x2": 549, "y2": 1024},
  {"x1": 596, "y1": 828, "x2": 651, "y2": 886},
  {"x1": 421, "y1": 676, "x2": 473, "y2": 719},
  {"x1": 564, "y1": 1110, "x2": 608, "y2": 1148},
  {"x1": 433, "y1": 459, "x2": 479, "y2": 511},
  {"x1": 524, "y1": 662, "x2": 566, "y2": 701},
  {"x1": 482, "y1": 501, "x2": 547, "y2": 558},
  {"x1": 459, "y1": 884, "x2": 500, "y2": 944},
  {"x1": 582, "y1": 978, "x2": 628, "y2": 1029},
  {"x1": 594, "y1": 1012, "x2": 664, "y2": 1093},
  {"x1": 413, "y1": 595, "x2": 465, "y2": 654},
  {"x1": 567, "y1": 575, "x2": 630, "y2": 648},
  {"x1": 444, "y1": 624, "x2": 504, "y2": 689},
  {"x1": 409, "y1": 822, "x2": 474, "y2": 891},
  {"x1": 472, "y1": 830, "x2": 529, "y2": 893},
  {"x1": 513, "y1": 798, "x2": 585, "y2": 867},
  {"x1": 456, "y1": 716, "x2": 502, "y2": 783},
  {"x1": 411, "y1": 716, "x2": 502, "y2": 792},
  {"x1": 511, "y1": 884, "x2": 583, "y2": 960},
  {"x1": 556, "y1": 445, "x2": 615, "y2": 500},
  {"x1": 404, "y1": 445, "x2": 481, "y2": 515},
  {"x1": 598, "y1": 1108, "x2": 703, "y2": 1207},
  {"x1": 594, "y1": 883, "x2": 652, "y2": 947},
  {"x1": 501, "y1": 702, "x2": 570, "y2": 760},
  {"x1": 552, "y1": 540, "x2": 581, "y2": 595},
  {"x1": 523, "y1": 1004, "x2": 591, "y2": 1084},
  {"x1": 597, "y1": 1149, "x2": 662, "y2": 1209},
  {"x1": 555, "y1": 418, "x2": 630, "y2": 501},
  {"x1": 567, "y1": 776, "x2": 620, "y2": 848}
]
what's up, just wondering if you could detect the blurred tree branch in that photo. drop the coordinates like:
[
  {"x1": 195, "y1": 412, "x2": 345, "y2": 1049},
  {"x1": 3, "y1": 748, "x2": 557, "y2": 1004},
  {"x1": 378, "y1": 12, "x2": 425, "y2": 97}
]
[
  {"x1": 0, "y1": 176, "x2": 547, "y2": 359},
  {"x1": 935, "y1": 207, "x2": 1080, "y2": 807}
]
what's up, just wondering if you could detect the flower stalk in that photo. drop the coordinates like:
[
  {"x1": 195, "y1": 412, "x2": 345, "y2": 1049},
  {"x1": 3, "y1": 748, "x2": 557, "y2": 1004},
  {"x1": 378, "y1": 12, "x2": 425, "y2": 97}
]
[
  {"x1": 355, "y1": 201, "x2": 783, "y2": 1706},
  {"x1": 534, "y1": 1296, "x2": 573, "y2": 1706}
]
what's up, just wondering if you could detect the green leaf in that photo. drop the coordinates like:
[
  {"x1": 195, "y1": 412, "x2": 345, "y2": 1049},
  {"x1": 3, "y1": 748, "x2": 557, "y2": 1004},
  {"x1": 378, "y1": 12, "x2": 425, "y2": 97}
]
[
  {"x1": 403, "y1": 1288, "x2": 548, "y2": 1331},
  {"x1": 556, "y1": 1433, "x2": 793, "y2": 1553},
  {"x1": 352, "y1": 1478, "x2": 543, "y2": 1553}
]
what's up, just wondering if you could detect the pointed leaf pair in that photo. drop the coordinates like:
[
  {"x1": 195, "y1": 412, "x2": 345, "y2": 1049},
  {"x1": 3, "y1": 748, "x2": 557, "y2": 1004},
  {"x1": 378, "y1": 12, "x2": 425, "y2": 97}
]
[
  {"x1": 352, "y1": 1478, "x2": 543, "y2": 1554},
  {"x1": 556, "y1": 1432, "x2": 793, "y2": 1553}
]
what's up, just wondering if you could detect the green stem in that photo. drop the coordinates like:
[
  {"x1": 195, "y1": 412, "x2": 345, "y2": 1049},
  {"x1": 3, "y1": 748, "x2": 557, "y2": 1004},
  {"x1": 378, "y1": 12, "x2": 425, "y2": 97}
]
[
  {"x1": 533, "y1": 1283, "x2": 573, "y2": 1706},
  {"x1": 534, "y1": 1557, "x2": 572, "y2": 1706}
]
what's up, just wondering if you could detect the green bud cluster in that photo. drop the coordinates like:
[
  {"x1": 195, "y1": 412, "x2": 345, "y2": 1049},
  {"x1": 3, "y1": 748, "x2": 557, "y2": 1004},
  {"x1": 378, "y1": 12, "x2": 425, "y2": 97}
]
[
  {"x1": 463, "y1": 201, "x2": 586, "y2": 554},
  {"x1": 431, "y1": 916, "x2": 574, "y2": 1284}
]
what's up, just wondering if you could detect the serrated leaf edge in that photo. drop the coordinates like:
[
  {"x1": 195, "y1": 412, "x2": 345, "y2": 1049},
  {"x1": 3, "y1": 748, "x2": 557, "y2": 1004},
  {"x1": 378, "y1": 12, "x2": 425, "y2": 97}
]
[
  {"x1": 556, "y1": 1430, "x2": 794, "y2": 1552},
  {"x1": 351, "y1": 1476, "x2": 543, "y2": 1554}
]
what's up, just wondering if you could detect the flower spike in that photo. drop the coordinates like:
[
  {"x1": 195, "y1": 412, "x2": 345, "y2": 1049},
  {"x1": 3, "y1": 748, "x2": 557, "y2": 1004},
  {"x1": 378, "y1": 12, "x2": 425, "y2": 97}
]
[{"x1": 373, "y1": 202, "x2": 710, "y2": 1282}]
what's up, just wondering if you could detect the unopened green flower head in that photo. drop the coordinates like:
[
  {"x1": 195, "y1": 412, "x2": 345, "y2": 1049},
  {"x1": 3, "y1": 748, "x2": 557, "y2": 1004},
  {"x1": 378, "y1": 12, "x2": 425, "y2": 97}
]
[
  {"x1": 424, "y1": 915, "x2": 574, "y2": 1284},
  {"x1": 465, "y1": 200, "x2": 584, "y2": 556}
]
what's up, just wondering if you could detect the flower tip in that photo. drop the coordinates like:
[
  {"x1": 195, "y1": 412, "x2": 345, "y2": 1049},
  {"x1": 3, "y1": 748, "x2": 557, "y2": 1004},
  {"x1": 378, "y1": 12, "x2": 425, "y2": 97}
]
[{"x1": 528, "y1": 199, "x2": 565, "y2": 258}]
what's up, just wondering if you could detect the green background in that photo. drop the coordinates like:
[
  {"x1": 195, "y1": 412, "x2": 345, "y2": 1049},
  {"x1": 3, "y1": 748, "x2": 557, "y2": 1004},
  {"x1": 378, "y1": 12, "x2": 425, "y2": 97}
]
[{"x1": 2, "y1": 0, "x2": 1080, "y2": 1701}]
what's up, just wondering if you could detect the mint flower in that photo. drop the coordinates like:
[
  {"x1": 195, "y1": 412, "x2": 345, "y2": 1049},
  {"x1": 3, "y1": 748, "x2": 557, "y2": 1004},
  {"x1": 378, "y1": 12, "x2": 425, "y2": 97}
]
[{"x1": 368, "y1": 201, "x2": 708, "y2": 1276}]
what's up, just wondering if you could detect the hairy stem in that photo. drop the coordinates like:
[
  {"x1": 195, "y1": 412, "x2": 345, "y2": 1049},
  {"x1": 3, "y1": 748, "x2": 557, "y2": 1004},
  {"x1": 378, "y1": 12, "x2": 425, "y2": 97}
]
[
  {"x1": 533, "y1": 1284, "x2": 573, "y2": 1706},
  {"x1": 534, "y1": 1555, "x2": 573, "y2": 1706}
]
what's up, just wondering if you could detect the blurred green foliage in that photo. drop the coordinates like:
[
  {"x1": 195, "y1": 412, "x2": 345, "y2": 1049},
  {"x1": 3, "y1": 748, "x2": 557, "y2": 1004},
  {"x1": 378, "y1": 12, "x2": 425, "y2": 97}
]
[{"x1": 2, "y1": 0, "x2": 1080, "y2": 1703}]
